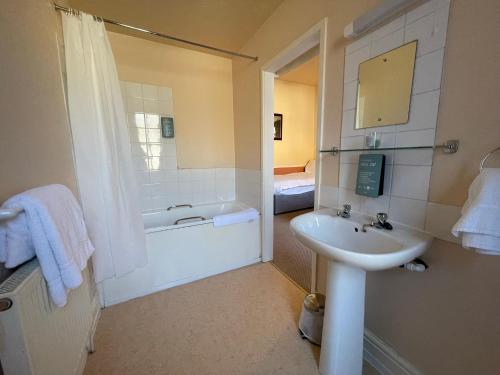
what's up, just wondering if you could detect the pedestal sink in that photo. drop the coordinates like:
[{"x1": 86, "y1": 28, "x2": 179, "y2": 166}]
[{"x1": 290, "y1": 208, "x2": 433, "y2": 375}]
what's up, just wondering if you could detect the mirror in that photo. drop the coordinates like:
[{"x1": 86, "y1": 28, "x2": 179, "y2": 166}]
[{"x1": 355, "y1": 41, "x2": 417, "y2": 129}]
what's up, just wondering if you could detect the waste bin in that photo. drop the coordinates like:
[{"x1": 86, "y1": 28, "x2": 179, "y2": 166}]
[{"x1": 298, "y1": 293, "x2": 325, "y2": 345}]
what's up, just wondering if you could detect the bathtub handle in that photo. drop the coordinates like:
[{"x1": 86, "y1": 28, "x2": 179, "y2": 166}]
[
  {"x1": 167, "y1": 204, "x2": 193, "y2": 211},
  {"x1": 174, "y1": 216, "x2": 207, "y2": 225}
]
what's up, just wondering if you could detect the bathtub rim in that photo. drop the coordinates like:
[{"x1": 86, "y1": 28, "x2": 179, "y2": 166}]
[{"x1": 142, "y1": 200, "x2": 258, "y2": 233}]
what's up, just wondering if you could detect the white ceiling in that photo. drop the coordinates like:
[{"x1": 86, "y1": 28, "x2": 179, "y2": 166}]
[
  {"x1": 279, "y1": 56, "x2": 319, "y2": 86},
  {"x1": 68, "y1": 0, "x2": 284, "y2": 56}
]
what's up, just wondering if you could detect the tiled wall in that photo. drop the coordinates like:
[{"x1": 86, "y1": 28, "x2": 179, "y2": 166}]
[
  {"x1": 320, "y1": 0, "x2": 462, "y2": 243},
  {"x1": 121, "y1": 81, "x2": 235, "y2": 211}
]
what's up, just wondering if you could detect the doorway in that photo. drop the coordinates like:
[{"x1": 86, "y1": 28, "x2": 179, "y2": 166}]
[{"x1": 260, "y1": 19, "x2": 327, "y2": 292}]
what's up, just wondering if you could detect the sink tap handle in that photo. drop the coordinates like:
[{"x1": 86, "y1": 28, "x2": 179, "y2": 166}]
[
  {"x1": 343, "y1": 204, "x2": 351, "y2": 213},
  {"x1": 376, "y1": 212, "x2": 388, "y2": 224}
]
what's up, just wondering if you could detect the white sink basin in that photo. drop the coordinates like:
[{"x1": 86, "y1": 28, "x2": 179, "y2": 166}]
[
  {"x1": 290, "y1": 208, "x2": 433, "y2": 375},
  {"x1": 290, "y1": 209, "x2": 432, "y2": 271}
]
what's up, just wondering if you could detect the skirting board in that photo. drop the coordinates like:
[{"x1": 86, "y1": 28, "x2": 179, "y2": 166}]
[{"x1": 364, "y1": 329, "x2": 422, "y2": 375}]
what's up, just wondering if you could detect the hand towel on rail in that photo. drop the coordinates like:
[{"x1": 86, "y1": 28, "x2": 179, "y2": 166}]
[
  {"x1": 0, "y1": 184, "x2": 95, "y2": 306},
  {"x1": 452, "y1": 168, "x2": 500, "y2": 255},
  {"x1": 213, "y1": 208, "x2": 259, "y2": 227}
]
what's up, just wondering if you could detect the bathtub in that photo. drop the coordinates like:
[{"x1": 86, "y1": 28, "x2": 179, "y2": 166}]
[{"x1": 99, "y1": 201, "x2": 261, "y2": 306}]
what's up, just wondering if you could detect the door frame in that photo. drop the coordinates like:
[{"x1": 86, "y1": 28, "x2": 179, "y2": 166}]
[{"x1": 260, "y1": 18, "x2": 328, "y2": 292}]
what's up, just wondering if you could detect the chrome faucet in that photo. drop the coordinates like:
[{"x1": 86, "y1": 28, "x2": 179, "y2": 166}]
[
  {"x1": 337, "y1": 204, "x2": 351, "y2": 218},
  {"x1": 362, "y1": 212, "x2": 393, "y2": 232}
]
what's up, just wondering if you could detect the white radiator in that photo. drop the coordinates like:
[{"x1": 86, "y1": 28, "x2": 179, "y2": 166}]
[{"x1": 0, "y1": 260, "x2": 100, "y2": 375}]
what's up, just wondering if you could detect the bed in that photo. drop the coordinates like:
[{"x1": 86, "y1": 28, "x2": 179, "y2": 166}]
[{"x1": 273, "y1": 161, "x2": 315, "y2": 215}]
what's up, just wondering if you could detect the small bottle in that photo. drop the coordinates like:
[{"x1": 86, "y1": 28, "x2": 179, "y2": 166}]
[{"x1": 365, "y1": 131, "x2": 380, "y2": 149}]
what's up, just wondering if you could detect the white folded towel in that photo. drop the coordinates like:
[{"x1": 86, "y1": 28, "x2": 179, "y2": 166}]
[
  {"x1": 452, "y1": 168, "x2": 500, "y2": 255},
  {"x1": 213, "y1": 208, "x2": 259, "y2": 227},
  {"x1": 0, "y1": 185, "x2": 95, "y2": 306}
]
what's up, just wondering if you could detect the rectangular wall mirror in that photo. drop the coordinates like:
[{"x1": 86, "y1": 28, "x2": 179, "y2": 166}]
[{"x1": 355, "y1": 40, "x2": 417, "y2": 129}]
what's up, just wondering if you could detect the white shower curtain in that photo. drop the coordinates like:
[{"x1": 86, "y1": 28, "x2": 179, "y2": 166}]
[{"x1": 62, "y1": 12, "x2": 147, "y2": 282}]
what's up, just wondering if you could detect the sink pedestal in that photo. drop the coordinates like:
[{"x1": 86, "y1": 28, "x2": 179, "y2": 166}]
[{"x1": 320, "y1": 261, "x2": 366, "y2": 375}]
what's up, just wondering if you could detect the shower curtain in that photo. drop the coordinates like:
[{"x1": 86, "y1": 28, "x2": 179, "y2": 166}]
[{"x1": 62, "y1": 12, "x2": 147, "y2": 283}]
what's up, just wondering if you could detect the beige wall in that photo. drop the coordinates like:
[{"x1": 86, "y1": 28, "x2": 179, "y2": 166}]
[
  {"x1": 274, "y1": 80, "x2": 316, "y2": 167},
  {"x1": 232, "y1": 0, "x2": 500, "y2": 373},
  {"x1": 108, "y1": 32, "x2": 235, "y2": 169},
  {"x1": 0, "y1": 0, "x2": 77, "y2": 203}
]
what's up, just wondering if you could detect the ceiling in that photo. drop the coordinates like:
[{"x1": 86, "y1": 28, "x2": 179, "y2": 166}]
[
  {"x1": 67, "y1": 0, "x2": 284, "y2": 57},
  {"x1": 278, "y1": 56, "x2": 319, "y2": 86}
]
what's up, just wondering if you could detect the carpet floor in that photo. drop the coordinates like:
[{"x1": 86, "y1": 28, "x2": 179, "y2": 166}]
[{"x1": 84, "y1": 263, "x2": 378, "y2": 375}]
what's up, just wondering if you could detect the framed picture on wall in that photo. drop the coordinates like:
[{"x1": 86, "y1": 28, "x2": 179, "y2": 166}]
[{"x1": 274, "y1": 113, "x2": 283, "y2": 140}]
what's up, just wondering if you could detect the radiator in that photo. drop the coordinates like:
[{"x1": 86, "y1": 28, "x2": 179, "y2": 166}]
[{"x1": 0, "y1": 260, "x2": 100, "y2": 375}]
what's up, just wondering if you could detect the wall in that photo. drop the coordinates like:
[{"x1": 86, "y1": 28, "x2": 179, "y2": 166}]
[
  {"x1": 0, "y1": 0, "x2": 77, "y2": 203},
  {"x1": 338, "y1": 2, "x2": 449, "y2": 230},
  {"x1": 0, "y1": 0, "x2": 77, "y2": 282},
  {"x1": 274, "y1": 80, "x2": 316, "y2": 167},
  {"x1": 232, "y1": 0, "x2": 500, "y2": 373},
  {"x1": 120, "y1": 81, "x2": 235, "y2": 210},
  {"x1": 108, "y1": 32, "x2": 235, "y2": 169}
]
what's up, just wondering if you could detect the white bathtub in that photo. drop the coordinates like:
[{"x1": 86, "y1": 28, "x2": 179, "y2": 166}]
[{"x1": 99, "y1": 201, "x2": 261, "y2": 306}]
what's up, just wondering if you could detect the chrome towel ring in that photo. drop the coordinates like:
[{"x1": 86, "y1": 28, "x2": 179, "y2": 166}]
[{"x1": 480, "y1": 146, "x2": 500, "y2": 171}]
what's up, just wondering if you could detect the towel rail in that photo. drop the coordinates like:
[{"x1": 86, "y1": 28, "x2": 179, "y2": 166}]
[
  {"x1": 480, "y1": 146, "x2": 500, "y2": 171},
  {"x1": 0, "y1": 207, "x2": 23, "y2": 222}
]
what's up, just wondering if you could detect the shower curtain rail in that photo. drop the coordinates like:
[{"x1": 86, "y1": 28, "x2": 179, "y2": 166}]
[{"x1": 53, "y1": 3, "x2": 259, "y2": 61}]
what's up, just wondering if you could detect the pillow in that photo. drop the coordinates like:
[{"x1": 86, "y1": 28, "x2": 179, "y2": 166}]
[{"x1": 305, "y1": 160, "x2": 316, "y2": 174}]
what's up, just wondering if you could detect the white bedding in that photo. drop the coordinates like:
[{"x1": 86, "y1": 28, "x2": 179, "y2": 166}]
[{"x1": 274, "y1": 172, "x2": 315, "y2": 195}]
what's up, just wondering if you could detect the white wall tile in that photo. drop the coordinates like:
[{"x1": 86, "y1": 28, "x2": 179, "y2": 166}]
[
  {"x1": 125, "y1": 82, "x2": 142, "y2": 98},
  {"x1": 132, "y1": 156, "x2": 149, "y2": 171},
  {"x1": 425, "y1": 202, "x2": 461, "y2": 243},
  {"x1": 319, "y1": 185, "x2": 339, "y2": 208},
  {"x1": 391, "y1": 165, "x2": 431, "y2": 200},
  {"x1": 341, "y1": 135, "x2": 365, "y2": 149},
  {"x1": 370, "y1": 27, "x2": 404, "y2": 57},
  {"x1": 337, "y1": 1, "x2": 450, "y2": 232},
  {"x1": 158, "y1": 87, "x2": 173, "y2": 101},
  {"x1": 131, "y1": 143, "x2": 148, "y2": 157},
  {"x1": 127, "y1": 97, "x2": 144, "y2": 112},
  {"x1": 406, "y1": 0, "x2": 450, "y2": 25},
  {"x1": 159, "y1": 100, "x2": 174, "y2": 115},
  {"x1": 395, "y1": 149, "x2": 434, "y2": 166},
  {"x1": 371, "y1": 15, "x2": 405, "y2": 41},
  {"x1": 128, "y1": 127, "x2": 147, "y2": 143},
  {"x1": 142, "y1": 84, "x2": 158, "y2": 100},
  {"x1": 361, "y1": 195, "x2": 390, "y2": 217},
  {"x1": 135, "y1": 171, "x2": 150, "y2": 185},
  {"x1": 146, "y1": 128, "x2": 162, "y2": 143},
  {"x1": 343, "y1": 81, "x2": 358, "y2": 111},
  {"x1": 145, "y1": 113, "x2": 160, "y2": 128},
  {"x1": 339, "y1": 164, "x2": 357, "y2": 189},
  {"x1": 341, "y1": 109, "x2": 364, "y2": 137},
  {"x1": 345, "y1": 34, "x2": 371, "y2": 55},
  {"x1": 389, "y1": 197, "x2": 427, "y2": 229},
  {"x1": 161, "y1": 157, "x2": 177, "y2": 170},
  {"x1": 396, "y1": 128, "x2": 436, "y2": 148},
  {"x1": 128, "y1": 112, "x2": 145, "y2": 127},
  {"x1": 399, "y1": 90, "x2": 440, "y2": 132},
  {"x1": 143, "y1": 99, "x2": 159, "y2": 113},
  {"x1": 216, "y1": 168, "x2": 236, "y2": 180},
  {"x1": 412, "y1": 49, "x2": 445, "y2": 94},
  {"x1": 338, "y1": 188, "x2": 364, "y2": 212},
  {"x1": 344, "y1": 46, "x2": 370, "y2": 83},
  {"x1": 405, "y1": 6, "x2": 449, "y2": 56}
]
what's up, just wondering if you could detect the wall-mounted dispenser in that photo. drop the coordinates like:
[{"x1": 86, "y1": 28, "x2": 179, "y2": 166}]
[
  {"x1": 355, "y1": 154, "x2": 385, "y2": 197},
  {"x1": 161, "y1": 116, "x2": 175, "y2": 138}
]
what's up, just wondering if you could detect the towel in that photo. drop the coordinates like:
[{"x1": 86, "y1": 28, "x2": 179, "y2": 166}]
[
  {"x1": 0, "y1": 184, "x2": 95, "y2": 306},
  {"x1": 213, "y1": 208, "x2": 259, "y2": 227},
  {"x1": 452, "y1": 168, "x2": 500, "y2": 255}
]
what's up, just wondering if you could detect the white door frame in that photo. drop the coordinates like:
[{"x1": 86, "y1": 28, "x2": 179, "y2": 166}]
[{"x1": 260, "y1": 18, "x2": 328, "y2": 292}]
